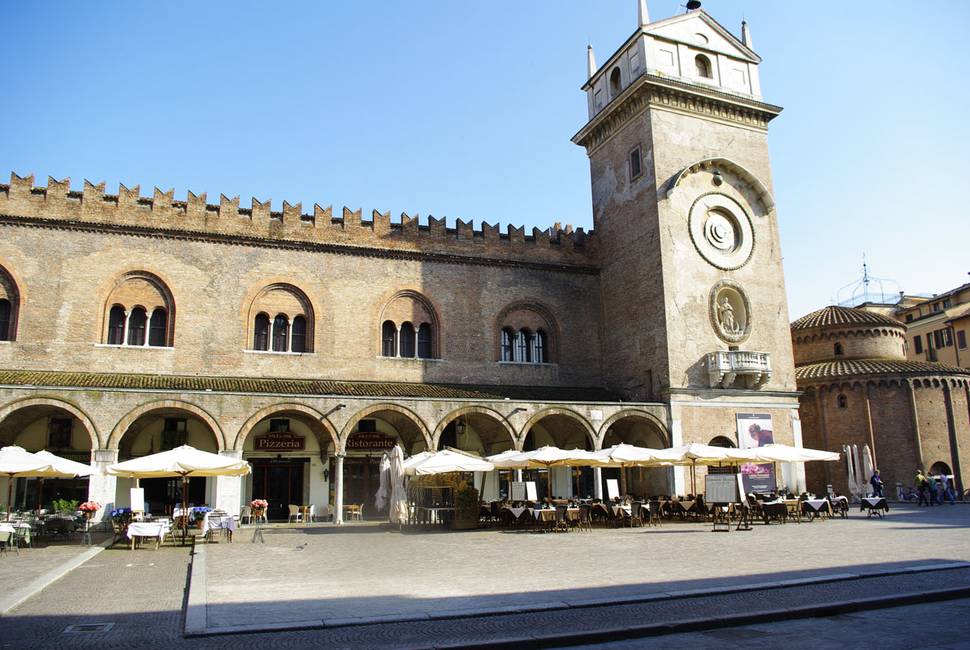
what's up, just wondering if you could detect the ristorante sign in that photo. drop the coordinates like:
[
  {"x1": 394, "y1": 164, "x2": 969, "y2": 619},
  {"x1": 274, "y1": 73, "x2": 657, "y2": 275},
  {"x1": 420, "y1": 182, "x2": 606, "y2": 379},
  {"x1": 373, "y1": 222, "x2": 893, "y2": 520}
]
[
  {"x1": 254, "y1": 432, "x2": 305, "y2": 451},
  {"x1": 346, "y1": 433, "x2": 396, "y2": 451}
]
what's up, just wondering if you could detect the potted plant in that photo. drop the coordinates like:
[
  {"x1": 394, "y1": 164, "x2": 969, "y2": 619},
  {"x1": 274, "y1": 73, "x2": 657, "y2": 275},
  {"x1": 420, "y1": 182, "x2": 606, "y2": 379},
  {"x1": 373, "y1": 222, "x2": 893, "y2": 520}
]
[
  {"x1": 192, "y1": 506, "x2": 212, "y2": 529},
  {"x1": 250, "y1": 499, "x2": 268, "y2": 522},
  {"x1": 79, "y1": 501, "x2": 100, "y2": 521},
  {"x1": 452, "y1": 482, "x2": 481, "y2": 530}
]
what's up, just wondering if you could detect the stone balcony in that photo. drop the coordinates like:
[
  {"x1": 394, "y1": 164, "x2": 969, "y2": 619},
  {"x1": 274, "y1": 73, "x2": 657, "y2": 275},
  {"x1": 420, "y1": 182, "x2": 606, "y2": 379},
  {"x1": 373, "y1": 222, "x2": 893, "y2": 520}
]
[{"x1": 707, "y1": 350, "x2": 772, "y2": 389}]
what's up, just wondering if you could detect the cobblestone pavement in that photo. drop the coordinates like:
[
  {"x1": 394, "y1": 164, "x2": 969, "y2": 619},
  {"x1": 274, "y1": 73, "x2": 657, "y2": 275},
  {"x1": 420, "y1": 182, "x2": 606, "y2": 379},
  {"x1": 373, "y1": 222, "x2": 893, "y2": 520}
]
[
  {"x1": 203, "y1": 504, "x2": 970, "y2": 630},
  {"x1": 0, "y1": 532, "x2": 110, "y2": 586},
  {"x1": 576, "y1": 596, "x2": 970, "y2": 649}
]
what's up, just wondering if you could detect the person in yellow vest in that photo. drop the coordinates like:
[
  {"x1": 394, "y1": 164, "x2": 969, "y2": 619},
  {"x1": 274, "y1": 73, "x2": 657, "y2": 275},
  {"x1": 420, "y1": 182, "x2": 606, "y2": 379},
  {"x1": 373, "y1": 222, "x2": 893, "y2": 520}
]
[{"x1": 915, "y1": 469, "x2": 930, "y2": 507}]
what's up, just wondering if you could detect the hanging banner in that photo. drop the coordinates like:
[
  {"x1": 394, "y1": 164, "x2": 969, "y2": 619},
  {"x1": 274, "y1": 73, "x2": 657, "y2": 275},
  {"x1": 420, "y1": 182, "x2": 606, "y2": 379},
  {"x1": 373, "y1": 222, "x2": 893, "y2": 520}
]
[{"x1": 737, "y1": 412, "x2": 775, "y2": 494}]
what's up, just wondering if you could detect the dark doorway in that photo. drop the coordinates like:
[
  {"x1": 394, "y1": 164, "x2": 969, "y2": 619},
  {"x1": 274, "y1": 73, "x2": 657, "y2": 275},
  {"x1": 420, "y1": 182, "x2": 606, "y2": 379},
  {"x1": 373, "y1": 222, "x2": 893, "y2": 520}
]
[
  {"x1": 337, "y1": 456, "x2": 386, "y2": 519},
  {"x1": 251, "y1": 458, "x2": 307, "y2": 520},
  {"x1": 142, "y1": 477, "x2": 206, "y2": 515}
]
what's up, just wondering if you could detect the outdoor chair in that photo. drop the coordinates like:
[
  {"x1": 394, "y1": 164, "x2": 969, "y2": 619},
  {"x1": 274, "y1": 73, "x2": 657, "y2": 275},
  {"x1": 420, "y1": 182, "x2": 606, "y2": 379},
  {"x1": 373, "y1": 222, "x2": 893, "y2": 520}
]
[
  {"x1": 239, "y1": 506, "x2": 252, "y2": 525},
  {"x1": 307, "y1": 504, "x2": 316, "y2": 522},
  {"x1": 14, "y1": 525, "x2": 31, "y2": 549},
  {"x1": 0, "y1": 530, "x2": 15, "y2": 556},
  {"x1": 577, "y1": 504, "x2": 592, "y2": 532},
  {"x1": 554, "y1": 505, "x2": 569, "y2": 533},
  {"x1": 287, "y1": 504, "x2": 303, "y2": 523},
  {"x1": 646, "y1": 500, "x2": 663, "y2": 527},
  {"x1": 630, "y1": 502, "x2": 643, "y2": 528},
  {"x1": 489, "y1": 501, "x2": 502, "y2": 527}
]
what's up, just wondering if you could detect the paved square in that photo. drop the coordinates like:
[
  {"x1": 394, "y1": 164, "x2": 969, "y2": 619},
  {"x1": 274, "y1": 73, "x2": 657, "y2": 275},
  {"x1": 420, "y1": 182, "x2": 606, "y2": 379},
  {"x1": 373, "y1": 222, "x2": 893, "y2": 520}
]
[{"x1": 202, "y1": 504, "x2": 970, "y2": 632}]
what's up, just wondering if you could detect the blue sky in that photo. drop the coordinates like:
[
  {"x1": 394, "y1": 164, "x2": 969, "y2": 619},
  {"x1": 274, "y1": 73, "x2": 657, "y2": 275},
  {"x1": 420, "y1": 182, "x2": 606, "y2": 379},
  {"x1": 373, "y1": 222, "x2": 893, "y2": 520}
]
[{"x1": 3, "y1": 1, "x2": 967, "y2": 319}]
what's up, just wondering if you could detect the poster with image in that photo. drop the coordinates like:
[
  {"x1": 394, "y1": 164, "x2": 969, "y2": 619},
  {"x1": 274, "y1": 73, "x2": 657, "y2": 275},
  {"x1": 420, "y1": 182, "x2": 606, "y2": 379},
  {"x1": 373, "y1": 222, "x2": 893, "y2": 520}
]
[{"x1": 736, "y1": 413, "x2": 775, "y2": 494}]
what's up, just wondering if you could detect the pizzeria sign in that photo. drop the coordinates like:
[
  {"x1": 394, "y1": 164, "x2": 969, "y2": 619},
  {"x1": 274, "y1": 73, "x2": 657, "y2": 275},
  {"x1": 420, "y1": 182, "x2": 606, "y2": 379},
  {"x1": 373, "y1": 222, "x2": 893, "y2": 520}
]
[{"x1": 254, "y1": 432, "x2": 305, "y2": 451}]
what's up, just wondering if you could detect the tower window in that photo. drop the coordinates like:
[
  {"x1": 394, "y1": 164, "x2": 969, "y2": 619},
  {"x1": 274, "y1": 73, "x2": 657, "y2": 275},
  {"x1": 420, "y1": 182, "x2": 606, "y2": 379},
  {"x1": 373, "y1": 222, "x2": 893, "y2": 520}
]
[
  {"x1": 381, "y1": 320, "x2": 398, "y2": 357},
  {"x1": 272, "y1": 314, "x2": 289, "y2": 352},
  {"x1": 417, "y1": 323, "x2": 432, "y2": 359},
  {"x1": 291, "y1": 315, "x2": 307, "y2": 353},
  {"x1": 609, "y1": 67, "x2": 622, "y2": 98},
  {"x1": 629, "y1": 146, "x2": 642, "y2": 181},
  {"x1": 694, "y1": 54, "x2": 713, "y2": 79},
  {"x1": 148, "y1": 309, "x2": 168, "y2": 347},
  {"x1": 108, "y1": 305, "x2": 126, "y2": 345},
  {"x1": 500, "y1": 328, "x2": 514, "y2": 362},
  {"x1": 837, "y1": 394, "x2": 848, "y2": 409},
  {"x1": 127, "y1": 307, "x2": 147, "y2": 346},
  {"x1": 834, "y1": 342, "x2": 844, "y2": 356},
  {"x1": 399, "y1": 322, "x2": 416, "y2": 358}
]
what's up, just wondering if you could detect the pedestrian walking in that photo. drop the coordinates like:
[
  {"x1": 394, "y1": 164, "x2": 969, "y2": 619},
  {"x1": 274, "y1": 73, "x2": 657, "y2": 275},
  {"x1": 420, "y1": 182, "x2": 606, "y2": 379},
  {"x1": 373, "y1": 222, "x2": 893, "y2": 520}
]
[
  {"x1": 926, "y1": 472, "x2": 938, "y2": 506},
  {"x1": 870, "y1": 469, "x2": 884, "y2": 498},
  {"x1": 916, "y1": 469, "x2": 930, "y2": 506},
  {"x1": 941, "y1": 475, "x2": 956, "y2": 505}
]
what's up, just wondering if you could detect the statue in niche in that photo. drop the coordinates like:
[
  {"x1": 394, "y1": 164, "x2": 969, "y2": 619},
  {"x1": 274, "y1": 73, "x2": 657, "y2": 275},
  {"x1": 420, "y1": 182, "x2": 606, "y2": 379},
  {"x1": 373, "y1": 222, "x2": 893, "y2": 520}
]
[{"x1": 717, "y1": 296, "x2": 742, "y2": 335}]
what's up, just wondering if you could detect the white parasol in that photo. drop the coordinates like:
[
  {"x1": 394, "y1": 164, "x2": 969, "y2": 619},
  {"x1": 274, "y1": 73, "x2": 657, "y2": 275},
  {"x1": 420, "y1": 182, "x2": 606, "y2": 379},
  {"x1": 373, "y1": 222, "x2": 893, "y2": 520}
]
[
  {"x1": 0, "y1": 446, "x2": 85, "y2": 520},
  {"x1": 402, "y1": 451, "x2": 435, "y2": 472},
  {"x1": 861, "y1": 445, "x2": 875, "y2": 496},
  {"x1": 374, "y1": 452, "x2": 390, "y2": 511},
  {"x1": 844, "y1": 444, "x2": 858, "y2": 498},
  {"x1": 404, "y1": 449, "x2": 495, "y2": 476},
  {"x1": 746, "y1": 444, "x2": 840, "y2": 463},
  {"x1": 388, "y1": 446, "x2": 407, "y2": 525}
]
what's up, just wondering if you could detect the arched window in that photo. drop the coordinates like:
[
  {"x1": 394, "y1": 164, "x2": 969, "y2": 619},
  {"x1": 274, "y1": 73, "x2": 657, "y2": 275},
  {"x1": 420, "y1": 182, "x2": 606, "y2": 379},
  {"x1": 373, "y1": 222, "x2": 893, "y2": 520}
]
[
  {"x1": 500, "y1": 328, "x2": 514, "y2": 362},
  {"x1": 837, "y1": 394, "x2": 848, "y2": 409},
  {"x1": 0, "y1": 299, "x2": 9, "y2": 342},
  {"x1": 695, "y1": 54, "x2": 712, "y2": 79},
  {"x1": 253, "y1": 313, "x2": 270, "y2": 351},
  {"x1": 516, "y1": 329, "x2": 532, "y2": 363},
  {"x1": 272, "y1": 314, "x2": 289, "y2": 352},
  {"x1": 533, "y1": 329, "x2": 548, "y2": 363},
  {"x1": 930, "y1": 461, "x2": 952, "y2": 477},
  {"x1": 417, "y1": 323, "x2": 432, "y2": 359},
  {"x1": 107, "y1": 305, "x2": 126, "y2": 345},
  {"x1": 609, "y1": 67, "x2": 622, "y2": 97},
  {"x1": 148, "y1": 309, "x2": 168, "y2": 347},
  {"x1": 381, "y1": 320, "x2": 398, "y2": 357},
  {"x1": 399, "y1": 322, "x2": 416, "y2": 358},
  {"x1": 834, "y1": 342, "x2": 844, "y2": 356},
  {"x1": 127, "y1": 307, "x2": 147, "y2": 346},
  {"x1": 291, "y1": 315, "x2": 307, "y2": 353}
]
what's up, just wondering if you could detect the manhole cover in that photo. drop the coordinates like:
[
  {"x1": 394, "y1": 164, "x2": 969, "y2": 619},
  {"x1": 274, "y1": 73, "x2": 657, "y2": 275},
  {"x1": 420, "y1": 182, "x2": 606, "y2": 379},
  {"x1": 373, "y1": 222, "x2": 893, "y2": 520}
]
[{"x1": 63, "y1": 622, "x2": 114, "y2": 633}]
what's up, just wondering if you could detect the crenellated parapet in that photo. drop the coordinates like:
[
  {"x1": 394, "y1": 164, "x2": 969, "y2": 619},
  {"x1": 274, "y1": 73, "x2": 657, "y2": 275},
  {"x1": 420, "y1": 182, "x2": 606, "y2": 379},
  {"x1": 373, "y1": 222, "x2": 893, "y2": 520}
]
[{"x1": 0, "y1": 173, "x2": 597, "y2": 271}]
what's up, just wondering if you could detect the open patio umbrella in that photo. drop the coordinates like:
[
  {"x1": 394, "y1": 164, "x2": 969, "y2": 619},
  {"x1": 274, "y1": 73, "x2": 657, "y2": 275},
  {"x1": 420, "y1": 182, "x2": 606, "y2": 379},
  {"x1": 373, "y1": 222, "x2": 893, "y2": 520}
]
[
  {"x1": 32, "y1": 450, "x2": 93, "y2": 515},
  {"x1": 107, "y1": 445, "x2": 250, "y2": 543},
  {"x1": 643, "y1": 444, "x2": 759, "y2": 495},
  {"x1": 488, "y1": 446, "x2": 610, "y2": 499},
  {"x1": 404, "y1": 449, "x2": 495, "y2": 476},
  {"x1": 0, "y1": 446, "x2": 85, "y2": 520},
  {"x1": 402, "y1": 451, "x2": 435, "y2": 472}
]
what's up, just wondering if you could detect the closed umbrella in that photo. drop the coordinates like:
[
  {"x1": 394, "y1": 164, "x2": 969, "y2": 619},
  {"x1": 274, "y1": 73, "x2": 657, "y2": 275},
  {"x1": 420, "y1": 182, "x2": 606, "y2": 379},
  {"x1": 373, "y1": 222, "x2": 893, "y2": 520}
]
[
  {"x1": 374, "y1": 453, "x2": 390, "y2": 511},
  {"x1": 844, "y1": 445, "x2": 858, "y2": 498},
  {"x1": 108, "y1": 445, "x2": 251, "y2": 543},
  {"x1": 861, "y1": 445, "x2": 875, "y2": 497},
  {"x1": 388, "y1": 446, "x2": 407, "y2": 526}
]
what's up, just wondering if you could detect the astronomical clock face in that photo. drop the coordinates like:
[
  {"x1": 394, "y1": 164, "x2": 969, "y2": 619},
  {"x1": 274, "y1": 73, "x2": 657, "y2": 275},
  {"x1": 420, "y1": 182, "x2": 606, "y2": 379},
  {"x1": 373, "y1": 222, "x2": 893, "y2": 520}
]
[{"x1": 688, "y1": 192, "x2": 754, "y2": 271}]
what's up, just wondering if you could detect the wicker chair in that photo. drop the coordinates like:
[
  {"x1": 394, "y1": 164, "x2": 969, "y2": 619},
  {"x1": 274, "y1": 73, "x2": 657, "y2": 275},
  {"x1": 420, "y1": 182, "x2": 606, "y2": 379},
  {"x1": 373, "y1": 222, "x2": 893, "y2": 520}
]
[
  {"x1": 646, "y1": 500, "x2": 663, "y2": 527},
  {"x1": 554, "y1": 505, "x2": 569, "y2": 533},
  {"x1": 577, "y1": 504, "x2": 593, "y2": 532},
  {"x1": 630, "y1": 501, "x2": 644, "y2": 528}
]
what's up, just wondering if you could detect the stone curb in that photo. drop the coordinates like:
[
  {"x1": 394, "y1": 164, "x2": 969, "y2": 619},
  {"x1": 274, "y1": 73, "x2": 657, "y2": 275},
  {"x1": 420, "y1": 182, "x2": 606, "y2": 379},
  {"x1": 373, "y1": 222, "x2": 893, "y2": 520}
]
[
  {"x1": 184, "y1": 558, "x2": 970, "y2": 637},
  {"x1": 432, "y1": 584, "x2": 970, "y2": 649},
  {"x1": 0, "y1": 538, "x2": 111, "y2": 616}
]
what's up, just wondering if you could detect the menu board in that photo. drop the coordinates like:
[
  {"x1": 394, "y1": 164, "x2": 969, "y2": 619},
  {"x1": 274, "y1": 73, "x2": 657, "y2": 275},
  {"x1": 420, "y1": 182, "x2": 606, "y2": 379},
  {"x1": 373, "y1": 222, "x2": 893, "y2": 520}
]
[
  {"x1": 606, "y1": 478, "x2": 620, "y2": 500},
  {"x1": 511, "y1": 481, "x2": 526, "y2": 501},
  {"x1": 706, "y1": 474, "x2": 741, "y2": 504},
  {"x1": 525, "y1": 481, "x2": 538, "y2": 501},
  {"x1": 130, "y1": 487, "x2": 145, "y2": 513}
]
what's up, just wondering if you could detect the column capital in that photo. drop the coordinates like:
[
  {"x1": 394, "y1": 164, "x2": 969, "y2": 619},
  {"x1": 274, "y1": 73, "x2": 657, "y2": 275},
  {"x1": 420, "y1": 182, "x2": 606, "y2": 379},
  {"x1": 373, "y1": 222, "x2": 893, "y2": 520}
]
[
  {"x1": 93, "y1": 449, "x2": 119, "y2": 463},
  {"x1": 219, "y1": 449, "x2": 243, "y2": 460}
]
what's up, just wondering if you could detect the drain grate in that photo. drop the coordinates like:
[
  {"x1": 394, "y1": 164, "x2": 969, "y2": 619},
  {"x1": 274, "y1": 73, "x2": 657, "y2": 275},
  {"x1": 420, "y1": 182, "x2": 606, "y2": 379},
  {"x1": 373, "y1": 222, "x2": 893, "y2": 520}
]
[{"x1": 63, "y1": 622, "x2": 114, "y2": 633}]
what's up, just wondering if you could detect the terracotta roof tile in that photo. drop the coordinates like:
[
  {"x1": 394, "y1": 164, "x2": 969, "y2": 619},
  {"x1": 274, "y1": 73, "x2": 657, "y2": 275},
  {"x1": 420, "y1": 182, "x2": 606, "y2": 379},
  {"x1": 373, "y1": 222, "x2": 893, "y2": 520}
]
[
  {"x1": 795, "y1": 358, "x2": 970, "y2": 382},
  {"x1": 791, "y1": 306, "x2": 903, "y2": 331},
  {"x1": 0, "y1": 369, "x2": 622, "y2": 403}
]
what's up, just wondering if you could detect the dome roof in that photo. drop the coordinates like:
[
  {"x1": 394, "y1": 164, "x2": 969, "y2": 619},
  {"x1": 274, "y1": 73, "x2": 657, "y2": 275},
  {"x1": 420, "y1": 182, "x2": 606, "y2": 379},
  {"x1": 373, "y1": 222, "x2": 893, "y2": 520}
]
[
  {"x1": 791, "y1": 305, "x2": 903, "y2": 332},
  {"x1": 795, "y1": 358, "x2": 970, "y2": 383}
]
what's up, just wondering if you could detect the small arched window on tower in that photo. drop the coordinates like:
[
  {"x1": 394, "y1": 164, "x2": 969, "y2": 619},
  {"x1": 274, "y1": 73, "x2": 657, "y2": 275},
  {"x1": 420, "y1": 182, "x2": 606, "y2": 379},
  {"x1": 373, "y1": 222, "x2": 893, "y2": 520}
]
[
  {"x1": 107, "y1": 305, "x2": 126, "y2": 345},
  {"x1": 291, "y1": 315, "x2": 307, "y2": 353},
  {"x1": 253, "y1": 313, "x2": 270, "y2": 351},
  {"x1": 532, "y1": 329, "x2": 548, "y2": 363},
  {"x1": 694, "y1": 54, "x2": 713, "y2": 79},
  {"x1": 399, "y1": 322, "x2": 416, "y2": 358},
  {"x1": 127, "y1": 307, "x2": 147, "y2": 346},
  {"x1": 500, "y1": 328, "x2": 514, "y2": 362},
  {"x1": 837, "y1": 394, "x2": 848, "y2": 409},
  {"x1": 609, "y1": 67, "x2": 622, "y2": 98},
  {"x1": 417, "y1": 323, "x2": 432, "y2": 359},
  {"x1": 272, "y1": 314, "x2": 289, "y2": 352},
  {"x1": 381, "y1": 320, "x2": 398, "y2": 357},
  {"x1": 516, "y1": 329, "x2": 532, "y2": 363},
  {"x1": 834, "y1": 342, "x2": 844, "y2": 356}
]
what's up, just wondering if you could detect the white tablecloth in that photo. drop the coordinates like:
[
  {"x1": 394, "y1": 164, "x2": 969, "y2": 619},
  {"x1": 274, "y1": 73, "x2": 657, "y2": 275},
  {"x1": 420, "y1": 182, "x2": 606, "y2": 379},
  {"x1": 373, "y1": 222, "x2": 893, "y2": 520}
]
[
  {"x1": 862, "y1": 497, "x2": 887, "y2": 508},
  {"x1": 804, "y1": 499, "x2": 829, "y2": 510},
  {"x1": 127, "y1": 521, "x2": 170, "y2": 540},
  {"x1": 202, "y1": 514, "x2": 236, "y2": 535},
  {"x1": 505, "y1": 507, "x2": 527, "y2": 519}
]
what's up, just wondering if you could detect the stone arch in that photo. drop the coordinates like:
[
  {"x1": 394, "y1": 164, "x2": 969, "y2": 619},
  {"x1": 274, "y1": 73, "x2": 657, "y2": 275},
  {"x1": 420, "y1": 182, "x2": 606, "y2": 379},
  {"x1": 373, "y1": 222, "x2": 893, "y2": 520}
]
[
  {"x1": 520, "y1": 407, "x2": 595, "y2": 449},
  {"x1": 432, "y1": 405, "x2": 517, "y2": 452},
  {"x1": 494, "y1": 299, "x2": 560, "y2": 363},
  {"x1": 339, "y1": 403, "x2": 432, "y2": 454},
  {"x1": 667, "y1": 157, "x2": 775, "y2": 213},
  {"x1": 234, "y1": 402, "x2": 339, "y2": 453},
  {"x1": 244, "y1": 282, "x2": 316, "y2": 352},
  {"x1": 0, "y1": 396, "x2": 101, "y2": 449},
  {"x1": 108, "y1": 399, "x2": 225, "y2": 451},
  {"x1": 597, "y1": 408, "x2": 669, "y2": 448},
  {"x1": 378, "y1": 289, "x2": 441, "y2": 359}
]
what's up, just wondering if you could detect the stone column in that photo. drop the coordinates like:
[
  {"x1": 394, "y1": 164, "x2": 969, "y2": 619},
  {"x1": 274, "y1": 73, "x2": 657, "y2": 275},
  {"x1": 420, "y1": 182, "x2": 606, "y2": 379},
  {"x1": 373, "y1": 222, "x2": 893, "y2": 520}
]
[
  {"x1": 88, "y1": 449, "x2": 119, "y2": 525},
  {"x1": 122, "y1": 310, "x2": 131, "y2": 346},
  {"x1": 333, "y1": 453, "x2": 345, "y2": 525},
  {"x1": 593, "y1": 467, "x2": 603, "y2": 499},
  {"x1": 907, "y1": 380, "x2": 924, "y2": 468},
  {"x1": 669, "y1": 405, "x2": 686, "y2": 496},
  {"x1": 216, "y1": 450, "x2": 244, "y2": 516}
]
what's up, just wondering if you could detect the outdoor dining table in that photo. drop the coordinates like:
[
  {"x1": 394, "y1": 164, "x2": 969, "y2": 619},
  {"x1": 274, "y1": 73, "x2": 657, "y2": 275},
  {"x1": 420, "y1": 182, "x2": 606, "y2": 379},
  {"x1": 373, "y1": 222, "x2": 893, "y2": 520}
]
[
  {"x1": 202, "y1": 512, "x2": 235, "y2": 542},
  {"x1": 801, "y1": 498, "x2": 833, "y2": 520},
  {"x1": 760, "y1": 501, "x2": 789, "y2": 524},
  {"x1": 860, "y1": 497, "x2": 889, "y2": 517},
  {"x1": 126, "y1": 520, "x2": 171, "y2": 550},
  {"x1": 669, "y1": 500, "x2": 697, "y2": 518}
]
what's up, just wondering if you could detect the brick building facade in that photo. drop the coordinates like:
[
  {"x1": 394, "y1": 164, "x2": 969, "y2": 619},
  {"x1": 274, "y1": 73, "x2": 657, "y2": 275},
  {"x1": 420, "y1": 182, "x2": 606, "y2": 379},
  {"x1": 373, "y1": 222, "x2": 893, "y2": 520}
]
[{"x1": 0, "y1": 4, "x2": 804, "y2": 521}]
